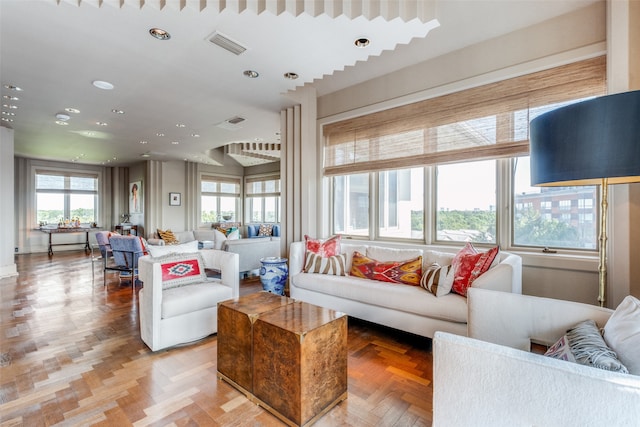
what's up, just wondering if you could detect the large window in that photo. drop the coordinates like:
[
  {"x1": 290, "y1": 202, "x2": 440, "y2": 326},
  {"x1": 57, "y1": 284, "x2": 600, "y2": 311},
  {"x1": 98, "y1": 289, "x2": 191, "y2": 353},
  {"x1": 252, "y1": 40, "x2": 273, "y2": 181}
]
[
  {"x1": 201, "y1": 175, "x2": 241, "y2": 223},
  {"x1": 245, "y1": 175, "x2": 281, "y2": 223},
  {"x1": 325, "y1": 57, "x2": 604, "y2": 252},
  {"x1": 36, "y1": 171, "x2": 97, "y2": 224}
]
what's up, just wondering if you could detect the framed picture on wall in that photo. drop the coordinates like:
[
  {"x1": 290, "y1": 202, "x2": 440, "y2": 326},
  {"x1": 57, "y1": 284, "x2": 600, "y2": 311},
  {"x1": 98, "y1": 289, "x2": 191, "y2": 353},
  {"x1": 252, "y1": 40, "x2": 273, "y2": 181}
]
[
  {"x1": 129, "y1": 181, "x2": 143, "y2": 214},
  {"x1": 169, "y1": 192, "x2": 181, "y2": 206}
]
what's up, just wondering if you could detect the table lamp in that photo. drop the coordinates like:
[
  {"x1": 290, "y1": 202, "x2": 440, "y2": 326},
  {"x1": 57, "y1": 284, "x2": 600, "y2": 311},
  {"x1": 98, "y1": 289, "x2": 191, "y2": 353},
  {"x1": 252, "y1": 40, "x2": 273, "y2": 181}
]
[{"x1": 530, "y1": 89, "x2": 640, "y2": 307}]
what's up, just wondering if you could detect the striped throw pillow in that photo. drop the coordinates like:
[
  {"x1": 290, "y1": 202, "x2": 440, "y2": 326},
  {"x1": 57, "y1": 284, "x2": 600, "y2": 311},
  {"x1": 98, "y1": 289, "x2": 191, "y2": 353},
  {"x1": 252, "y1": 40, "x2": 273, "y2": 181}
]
[
  {"x1": 303, "y1": 252, "x2": 348, "y2": 276},
  {"x1": 157, "y1": 229, "x2": 179, "y2": 245},
  {"x1": 420, "y1": 263, "x2": 454, "y2": 297}
]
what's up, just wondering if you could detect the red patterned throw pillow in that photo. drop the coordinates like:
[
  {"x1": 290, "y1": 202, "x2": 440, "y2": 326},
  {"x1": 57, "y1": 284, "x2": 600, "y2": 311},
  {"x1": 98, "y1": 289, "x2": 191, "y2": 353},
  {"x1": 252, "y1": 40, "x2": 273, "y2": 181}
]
[
  {"x1": 451, "y1": 243, "x2": 500, "y2": 296},
  {"x1": 159, "y1": 253, "x2": 207, "y2": 290},
  {"x1": 304, "y1": 234, "x2": 341, "y2": 259},
  {"x1": 350, "y1": 251, "x2": 422, "y2": 286}
]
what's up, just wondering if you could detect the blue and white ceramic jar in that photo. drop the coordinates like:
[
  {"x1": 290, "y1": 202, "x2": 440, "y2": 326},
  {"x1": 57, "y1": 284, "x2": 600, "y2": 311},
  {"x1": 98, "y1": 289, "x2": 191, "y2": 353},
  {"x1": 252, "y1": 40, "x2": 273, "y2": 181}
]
[{"x1": 259, "y1": 257, "x2": 288, "y2": 295}]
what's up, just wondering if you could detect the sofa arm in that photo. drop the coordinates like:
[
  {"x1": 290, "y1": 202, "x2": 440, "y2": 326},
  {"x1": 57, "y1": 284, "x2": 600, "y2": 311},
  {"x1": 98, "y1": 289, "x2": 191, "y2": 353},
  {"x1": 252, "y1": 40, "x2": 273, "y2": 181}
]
[
  {"x1": 467, "y1": 288, "x2": 613, "y2": 351},
  {"x1": 433, "y1": 331, "x2": 640, "y2": 427},
  {"x1": 289, "y1": 241, "x2": 305, "y2": 275},
  {"x1": 472, "y1": 251, "x2": 522, "y2": 294},
  {"x1": 199, "y1": 250, "x2": 240, "y2": 298},
  {"x1": 147, "y1": 238, "x2": 165, "y2": 246}
]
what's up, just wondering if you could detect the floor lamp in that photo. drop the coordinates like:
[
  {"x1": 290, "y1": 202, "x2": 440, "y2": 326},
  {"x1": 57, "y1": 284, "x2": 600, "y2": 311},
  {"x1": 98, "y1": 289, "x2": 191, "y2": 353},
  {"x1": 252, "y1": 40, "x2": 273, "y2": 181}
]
[{"x1": 529, "y1": 90, "x2": 640, "y2": 307}]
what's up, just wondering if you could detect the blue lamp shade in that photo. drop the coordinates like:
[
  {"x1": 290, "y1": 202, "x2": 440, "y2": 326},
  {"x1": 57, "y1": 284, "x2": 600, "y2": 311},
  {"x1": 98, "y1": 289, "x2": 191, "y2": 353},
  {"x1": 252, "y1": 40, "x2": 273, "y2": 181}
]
[{"x1": 530, "y1": 90, "x2": 640, "y2": 186}]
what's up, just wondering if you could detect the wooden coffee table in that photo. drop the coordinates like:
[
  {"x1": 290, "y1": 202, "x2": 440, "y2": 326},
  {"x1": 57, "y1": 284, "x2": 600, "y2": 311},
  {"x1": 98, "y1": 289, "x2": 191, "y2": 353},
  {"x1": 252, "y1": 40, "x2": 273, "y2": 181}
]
[{"x1": 217, "y1": 293, "x2": 348, "y2": 427}]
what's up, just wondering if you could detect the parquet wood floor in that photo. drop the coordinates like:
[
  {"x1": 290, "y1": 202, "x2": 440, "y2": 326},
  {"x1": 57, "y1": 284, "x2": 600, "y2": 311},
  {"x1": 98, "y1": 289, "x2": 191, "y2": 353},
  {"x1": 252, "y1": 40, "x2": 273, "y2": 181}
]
[{"x1": 0, "y1": 251, "x2": 434, "y2": 426}]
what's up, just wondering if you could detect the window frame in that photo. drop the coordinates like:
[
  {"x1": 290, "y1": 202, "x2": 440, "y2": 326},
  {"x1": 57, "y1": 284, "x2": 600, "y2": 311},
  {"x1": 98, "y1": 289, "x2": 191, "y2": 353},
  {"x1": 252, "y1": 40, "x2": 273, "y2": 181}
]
[
  {"x1": 244, "y1": 174, "x2": 281, "y2": 224},
  {"x1": 199, "y1": 174, "x2": 242, "y2": 225},
  {"x1": 35, "y1": 169, "x2": 99, "y2": 225}
]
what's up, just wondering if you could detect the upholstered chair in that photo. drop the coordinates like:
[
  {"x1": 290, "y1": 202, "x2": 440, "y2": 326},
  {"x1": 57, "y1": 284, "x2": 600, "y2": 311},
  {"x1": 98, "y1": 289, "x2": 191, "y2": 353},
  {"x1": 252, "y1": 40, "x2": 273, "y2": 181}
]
[
  {"x1": 107, "y1": 234, "x2": 146, "y2": 288},
  {"x1": 91, "y1": 231, "x2": 113, "y2": 283},
  {"x1": 138, "y1": 250, "x2": 239, "y2": 351}
]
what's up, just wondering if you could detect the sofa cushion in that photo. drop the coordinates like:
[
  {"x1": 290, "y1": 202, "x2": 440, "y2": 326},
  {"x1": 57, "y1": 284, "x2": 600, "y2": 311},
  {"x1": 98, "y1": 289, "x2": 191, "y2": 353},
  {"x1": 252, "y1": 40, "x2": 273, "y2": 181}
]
[
  {"x1": 420, "y1": 263, "x2": 454, "y2": 297},
  {"x1": 303, "y1": 252, "x2": 348, "y2": 276},
  {"x1": 451, "y1": 243, "x2": 500, "y2": 296},
  {"x1": 147, "y1": 240, "x2": 199, "y2": 258},
  {"x1": 350, "y1": 251, "x2": 422, "y2": 286},
  {"x1": 366, "y1": 246, "x2": 423, "y2": 263},
  {"x1": 545, "y1": 319, "x2": 628, "y2": 374},
  {"x1": 603, "y1": 295, "x2": 640, "y2": 375},
  {"x1": 156, "y1": 253, "x2": 207, "y2": 290},
  {"x1": 161, "y1": 282, "x2": 231, "y2": 319},
  {"x1": 293, "y1": 272, "x2": 468, "y2": 323}
]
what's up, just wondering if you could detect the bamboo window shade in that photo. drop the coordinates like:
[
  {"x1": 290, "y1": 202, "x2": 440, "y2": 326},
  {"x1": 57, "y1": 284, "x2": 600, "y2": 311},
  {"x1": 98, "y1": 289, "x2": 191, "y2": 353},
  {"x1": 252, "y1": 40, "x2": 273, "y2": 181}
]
[{"x1": 323, "y1": 56, "x2": 606, "y2": 176}]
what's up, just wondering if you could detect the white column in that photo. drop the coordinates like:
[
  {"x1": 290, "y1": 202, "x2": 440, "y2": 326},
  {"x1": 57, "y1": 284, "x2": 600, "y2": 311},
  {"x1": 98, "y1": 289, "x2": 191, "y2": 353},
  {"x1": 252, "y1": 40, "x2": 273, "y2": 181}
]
[{"x1": 0, "y1": 127, "x2": 18, "y2": 278}]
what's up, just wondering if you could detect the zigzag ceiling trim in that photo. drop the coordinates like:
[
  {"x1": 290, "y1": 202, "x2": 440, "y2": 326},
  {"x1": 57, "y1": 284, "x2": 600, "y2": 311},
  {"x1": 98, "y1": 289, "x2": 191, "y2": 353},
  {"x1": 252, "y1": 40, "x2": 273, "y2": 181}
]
[{"x1": 54, "y1": 0, "x2": 436, "y2": 22}]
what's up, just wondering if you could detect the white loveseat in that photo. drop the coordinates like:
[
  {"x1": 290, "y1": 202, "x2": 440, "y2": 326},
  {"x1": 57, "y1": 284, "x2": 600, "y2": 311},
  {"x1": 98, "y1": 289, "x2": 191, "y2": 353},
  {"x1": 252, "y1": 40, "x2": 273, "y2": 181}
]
[
  {"x1": 138, "y1": 250, "x2": 239, "y2": 351},
  {"x1": 288, "y1": 241, "x2": 522, "y2": 338},
  {"x1": 433, "y1": 288, "x2": 640, "y2": 426}
]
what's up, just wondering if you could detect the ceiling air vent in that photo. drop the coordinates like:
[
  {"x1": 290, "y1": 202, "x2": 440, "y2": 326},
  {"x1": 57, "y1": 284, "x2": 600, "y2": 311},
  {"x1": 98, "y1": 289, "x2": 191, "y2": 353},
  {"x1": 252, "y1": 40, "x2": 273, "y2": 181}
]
[
  {"x1": 208, "y1": 32, "x2": 247, "y2": 56},
  {"x1": 216, "y1": 116, "x2": 246, "y2": 131}
]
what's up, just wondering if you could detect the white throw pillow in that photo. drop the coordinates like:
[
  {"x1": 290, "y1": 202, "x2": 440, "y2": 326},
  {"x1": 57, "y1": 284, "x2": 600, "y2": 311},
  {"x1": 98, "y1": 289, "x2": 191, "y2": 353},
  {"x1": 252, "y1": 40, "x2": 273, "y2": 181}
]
[
  {"x1": 147, "y1": 239, "x2": 199, "y2": 257},
  {"x1": 420, "y1": 263, "x2": 454, "y2": 297},
  {"x1": 227, "y1": 229, "x2": 240, "y2": 240},
  {"x1": 213, "y1": 229, "x2": 226, "y2": 250},
  {"x1": 366, "y1": 246, "x2": 422, "y2": 262},
  {"x1": 603, "y1": 295, "x2": 640, "y2": 375}
]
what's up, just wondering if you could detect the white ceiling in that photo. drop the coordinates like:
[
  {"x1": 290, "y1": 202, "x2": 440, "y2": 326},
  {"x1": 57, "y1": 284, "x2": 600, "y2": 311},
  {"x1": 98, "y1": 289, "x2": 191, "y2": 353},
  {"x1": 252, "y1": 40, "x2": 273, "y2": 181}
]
[{"x1": 0, "y1": 0, "x2": 597, "y2": 167}]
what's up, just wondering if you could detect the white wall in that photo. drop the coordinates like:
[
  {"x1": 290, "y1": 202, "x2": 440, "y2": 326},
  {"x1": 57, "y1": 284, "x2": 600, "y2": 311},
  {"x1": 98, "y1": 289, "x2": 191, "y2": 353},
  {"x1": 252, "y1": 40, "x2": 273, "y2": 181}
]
[{"x1": 0, "y1": 127, "x2": 17, "y2": 278}]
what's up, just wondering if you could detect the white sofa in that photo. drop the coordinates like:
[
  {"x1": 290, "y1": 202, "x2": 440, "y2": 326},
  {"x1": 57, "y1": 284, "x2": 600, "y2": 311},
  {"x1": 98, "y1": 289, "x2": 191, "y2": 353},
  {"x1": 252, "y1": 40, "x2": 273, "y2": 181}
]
[
  {"x1": 433, "y1": 288, "x2": 640, "y2": 427},
  {"x1": 147, "y1": 229, "x2": 223, "y2": 248},
  {"x1": 288, "y1": 241, "x2": 522, "y2": 338},
  {"x1": 222, "y1": 237, "x2": 281, "y2": 274},
  {"x1": 138, "y1": 250, "x2": 239, "y2": 351}
]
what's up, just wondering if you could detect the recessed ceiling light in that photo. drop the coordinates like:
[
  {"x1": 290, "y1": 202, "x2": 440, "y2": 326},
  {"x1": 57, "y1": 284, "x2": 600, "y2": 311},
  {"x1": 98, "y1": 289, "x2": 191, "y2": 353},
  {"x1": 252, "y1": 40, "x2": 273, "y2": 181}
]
[
  {"x1": 243, "y1": 70, "x2": 259, "y2": 78},
  {"x1": 111, "y1": 109, "x2": 124, "y2": 114},
  {"x1": 140, "y1": 140, "x2": 148, "y2": 144},
  {"x1": 284, "y1": 72, "x2": 299, "y2": 80},
  {"x1": 171, "y1": 141, "x2": 180, "y2": 145},
  {"x1": 1, "y1": 117, "x2": 13, "y2": 122},
  {"x1": 92, "y1": 80, "x2": 114, "y2": 90},
  {"x1": 176, "y1": 123, "x2": 185, "y2": 128},
  {"x1": 3, "y1": 104, "x2": 18, "y2": 109},
  {"x1": 3, "y1": 95, "x2": 19, "y2": 101},
  {"x1": 156, "y1": 132, "x2": 165, "y2": 137},
  {"x1": 65, "y1": 107, "x2": 80, "y2": 114},
  {"x1": 96, "y1": 121, "x2": 108, "y2": 126},
  {"x1": 55, "y1": 113, "x2": 70, "y2": 121},
  {"x1": 191, "y1": 133, "x2": 200, "y2": 138},
  {"x1": 141, "y1": 153, "x2": 151, "y2": 158},
  {"x1": 3, "y1": 84, "x2": 23, "y2": 91},
  {"x1": 354, "y1": 37, "x2": 370, "y2": 48},
  {"x1": 55, "y1": 121, "x2": 68, "y2": 126},
  {"x1": 2, "y1": 111, "x2": 15, "y2": 116},
  {"x1": 149, "y1": 28, "x2": 171, "y2": 40}
]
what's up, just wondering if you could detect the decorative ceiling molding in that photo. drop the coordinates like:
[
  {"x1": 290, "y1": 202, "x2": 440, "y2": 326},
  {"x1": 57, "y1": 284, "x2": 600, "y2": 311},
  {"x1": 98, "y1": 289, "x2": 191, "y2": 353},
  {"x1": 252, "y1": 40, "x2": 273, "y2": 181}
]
[
  {"x1": 226, "y1": 142, "x2": 281, "y2": 167},
  {"x1": 53, "y1": 0, "x2": 437, "y2": 22}
]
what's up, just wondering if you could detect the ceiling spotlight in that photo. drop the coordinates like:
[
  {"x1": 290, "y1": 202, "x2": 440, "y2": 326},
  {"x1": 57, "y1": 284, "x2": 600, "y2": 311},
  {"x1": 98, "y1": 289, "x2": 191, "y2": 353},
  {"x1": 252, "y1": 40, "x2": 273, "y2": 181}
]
[
  {"x1": 243, "y1": 70, "x2": 259, "y2": 78},
  {"x1": 3, "y1": 95, "x2": 19, "y2": 101},
  {"x1": 1, "y1": 117, "x2": 13, "y2": 122},
  {"x1": 96, "y1": 121, "x2": 108, "y2": 126},
  {"x1": 65, "y1": 107, "x2": 80, "y2": 114},
  {"x1": 354, "y1": 37, "x2": 370, "y2": 48},
  {"x1": 140, "y1": 140, "x2": 148, "y2": 144},
  {"x1": 3, "y1": 104, "x2": 18, "y2": 109},
  {"x1": 55, "y1": 113, "x2": 70, "y2": 121},
  {"x1": 191, "y1": 133, "x2": 200, "y2": 138},
  {"x1": 149, "y1": 28, "x2": 171, "y2": 40},
  {"x1": 156, "y1": 132, "x2": 165, "y2": 137},
  {"x1": 141, "y1": 153, "x2": 151, "y2": 158},
  {"x1": 171, "y1": 141, "x2": 180, "y2": 145},
  {"x1": 3, "y1": 84, "x2": 23, "y2": 91},
  {"x1": 176, "y1": 123, "x2": 185, "y2": 128},
  {"x1": 2, "y1": 111, "x2": 15, "y2": 116},
  {"x1": 92, "y1": 80, "x2": 114, "y2": 90},
  {"x1": 55, "y1": 121, "x2": 69, "y2": 126},
  {"x1": 284, "y1": 72, "x2": 299, "y2": 80},
  {"x1": 111, "y1": 109, "x2": 125, "y2": 114}
]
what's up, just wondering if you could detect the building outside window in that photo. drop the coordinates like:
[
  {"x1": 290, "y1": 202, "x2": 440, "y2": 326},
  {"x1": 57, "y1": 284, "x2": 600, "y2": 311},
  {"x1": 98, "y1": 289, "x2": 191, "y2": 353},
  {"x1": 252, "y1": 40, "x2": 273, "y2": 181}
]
[
  {"x1": 201, "y1": 175, "x2": 241, "y2": 223},
  {"x1": 36, "y1": 171, "x2": 97, "y2": 224},
  {"x1": 245, "y1": 175, "x2": 281, "y2": 223},
  {"x1": 378, "y1": 168, "x2": 424, "y2": 239},
  {"x1": 333, "y1": 173, "x2": 369, "y2": 237}
]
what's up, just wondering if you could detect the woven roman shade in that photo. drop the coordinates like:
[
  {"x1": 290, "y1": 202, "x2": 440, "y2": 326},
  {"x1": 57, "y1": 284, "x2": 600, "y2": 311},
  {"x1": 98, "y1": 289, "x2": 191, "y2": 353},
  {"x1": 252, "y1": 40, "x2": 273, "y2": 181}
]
[{"x1": 323, "y1": 56, "x2": 606, "y2": 176}]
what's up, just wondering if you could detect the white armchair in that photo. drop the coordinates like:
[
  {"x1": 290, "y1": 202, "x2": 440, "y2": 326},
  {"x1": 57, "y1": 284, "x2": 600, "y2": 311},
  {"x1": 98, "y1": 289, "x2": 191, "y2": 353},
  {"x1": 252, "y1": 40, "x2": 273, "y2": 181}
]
[{"x1": 138, "y1": 250, "x2": 239, "y2": 351}]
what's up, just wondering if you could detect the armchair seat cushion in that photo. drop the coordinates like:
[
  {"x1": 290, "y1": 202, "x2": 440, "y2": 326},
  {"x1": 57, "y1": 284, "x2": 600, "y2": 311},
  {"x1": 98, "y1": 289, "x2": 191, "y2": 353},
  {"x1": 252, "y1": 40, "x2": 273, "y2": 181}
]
[{"x1": 161, "y1": 281, "x2": 232, "y2": 319}]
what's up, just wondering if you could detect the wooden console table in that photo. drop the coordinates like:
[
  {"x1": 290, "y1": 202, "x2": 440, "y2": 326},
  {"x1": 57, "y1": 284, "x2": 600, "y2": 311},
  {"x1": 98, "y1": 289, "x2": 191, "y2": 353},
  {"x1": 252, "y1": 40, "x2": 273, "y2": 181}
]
[{"x1": 38, "y1": 226, "x2": 99, "y2": 256}]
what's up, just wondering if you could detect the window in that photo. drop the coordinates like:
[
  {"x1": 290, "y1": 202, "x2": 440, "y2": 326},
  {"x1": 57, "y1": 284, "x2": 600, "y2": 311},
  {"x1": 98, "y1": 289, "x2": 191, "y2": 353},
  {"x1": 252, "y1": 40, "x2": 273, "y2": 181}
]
[
  {"x1": 436, "y1": 160, "x2": 496, "y2": 243},
  {"x1": 36, "y1": 171, "x2": 97, "y2": 224},
  {"x1": 513, "y1": 156, "x2": 597, "y2": 250},
  {"x1": 325, "y1": 57, "x2": 604, "y2": 252},
  {"x1": 245, "y1": 175, "x2": 281, "y2": 223},
  {"x1": 201, "y1": 175, "x2": 241, "y2": 223},
  {"x1": 378, "y1": 168, "x2": 424, "y2": 239},
  {"x1": 333, "y1": 173, "x2": 369, "y2": 237}
]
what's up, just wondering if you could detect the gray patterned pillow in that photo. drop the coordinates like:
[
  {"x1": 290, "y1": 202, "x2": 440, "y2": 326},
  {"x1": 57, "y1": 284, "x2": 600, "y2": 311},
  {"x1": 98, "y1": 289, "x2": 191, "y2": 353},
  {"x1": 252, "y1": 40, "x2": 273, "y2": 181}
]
[{"x1": 545, "y1": 319, "x2": 628, "y2": 374}]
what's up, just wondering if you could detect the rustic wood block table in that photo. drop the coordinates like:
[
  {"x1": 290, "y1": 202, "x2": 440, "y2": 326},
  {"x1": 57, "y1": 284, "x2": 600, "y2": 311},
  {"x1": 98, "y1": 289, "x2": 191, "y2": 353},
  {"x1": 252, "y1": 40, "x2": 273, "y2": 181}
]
[
  {"x1": 252, "y1": 301, "x2": 348, "y2": 427},
  {"x1": 217, "y1": 291, "x2": 293, "y2": 395}
]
